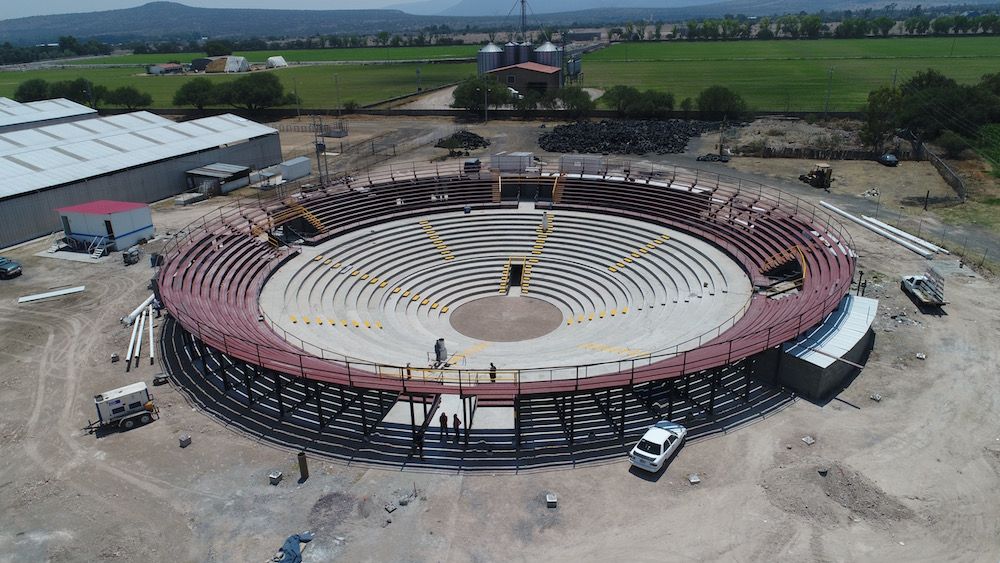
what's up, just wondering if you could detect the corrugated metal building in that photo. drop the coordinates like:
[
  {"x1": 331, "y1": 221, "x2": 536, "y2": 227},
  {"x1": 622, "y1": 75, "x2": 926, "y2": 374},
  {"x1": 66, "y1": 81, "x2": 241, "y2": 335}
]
[
  {"x1": 0, "y1": 97, "x2": 97, "y2": 133},
  {"x1": 0, "y1": 111, "x2": 281, "y2": 248}
]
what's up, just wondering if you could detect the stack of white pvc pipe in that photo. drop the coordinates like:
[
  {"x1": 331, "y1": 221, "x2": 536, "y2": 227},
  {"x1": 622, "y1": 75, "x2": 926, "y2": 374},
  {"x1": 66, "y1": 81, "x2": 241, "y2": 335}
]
[
  {"x1": 134, "y1": 309, "x2": 146, "y2": 367},
  {"x1": 820, "y1": 201, "x2": 934, "y2": 259},
  {"x1": 148, "y1": 305, "x2": 155, "y2": 365},
  {"x1": 122, "y1": 294, "x2": 155, "y2": 326},
  {"x1": 861, "y1": 215, "x2": 950, "y2": 255}
]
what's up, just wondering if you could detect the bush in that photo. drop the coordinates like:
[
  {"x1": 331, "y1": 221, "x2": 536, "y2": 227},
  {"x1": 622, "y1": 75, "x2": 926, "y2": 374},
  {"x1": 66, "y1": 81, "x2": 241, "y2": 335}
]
[
  {"x1": 600, "y1": 85, "x2": 674, "y2": 118},
  {"x1": 696, "y1": 85, "x2": 748, "y2": 118},
  {"x1": 935, "y1": 130, "x2": 969, "y2": 158}
]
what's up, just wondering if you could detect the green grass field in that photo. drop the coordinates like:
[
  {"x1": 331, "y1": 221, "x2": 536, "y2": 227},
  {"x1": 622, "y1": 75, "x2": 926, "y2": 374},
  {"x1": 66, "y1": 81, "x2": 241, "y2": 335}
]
[
  {"x1": 4, "y1": 37, "x2": 1000, "y2": 111},
  {"x1": 63, "y1": 45, "x2": 478, "y2": 65},
  {"x1": 582, "y1": 37, "x2": 1000, "y2": 112},
  {"x1": 0, "y1": 63, "x2": 476, "y2": 108}
]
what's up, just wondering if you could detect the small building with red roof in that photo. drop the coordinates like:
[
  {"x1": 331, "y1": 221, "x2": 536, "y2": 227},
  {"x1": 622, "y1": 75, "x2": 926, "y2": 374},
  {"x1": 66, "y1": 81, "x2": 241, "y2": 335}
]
[
  {"x1": 487, "y1": 62, "x2": 562, "y2": 95},
  {"x1": 56, "y1": 200, "x2": 154, "y2": 252}
]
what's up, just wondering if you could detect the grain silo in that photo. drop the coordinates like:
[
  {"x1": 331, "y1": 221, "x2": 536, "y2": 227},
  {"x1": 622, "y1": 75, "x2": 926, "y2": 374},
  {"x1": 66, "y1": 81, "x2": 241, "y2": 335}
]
[
  {"x1": 477, "y1": 43, "x2": 504, "y2": 75},
  {"x1": 503, "y1": 41, "x2": 519, "y2": 66},
  {"x1": 533, "y1": 41, "x2": 562, "y2": 69},
  {"x1": 518, "y1": 42, "x2": 532, "y2": 66}
]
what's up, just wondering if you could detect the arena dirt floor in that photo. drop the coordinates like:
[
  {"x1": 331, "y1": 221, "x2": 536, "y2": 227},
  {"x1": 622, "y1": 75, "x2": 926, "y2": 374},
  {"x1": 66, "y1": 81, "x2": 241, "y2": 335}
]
[{"x1": 2, "y1": 116, "x2": 999, "y2": 562}]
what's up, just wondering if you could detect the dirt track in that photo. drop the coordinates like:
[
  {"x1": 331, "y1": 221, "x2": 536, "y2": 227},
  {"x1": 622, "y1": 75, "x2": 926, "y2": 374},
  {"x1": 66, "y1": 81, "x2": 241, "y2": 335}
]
[{"x1": 1, "y1": 118, "x2": 1000, "y2": 562}]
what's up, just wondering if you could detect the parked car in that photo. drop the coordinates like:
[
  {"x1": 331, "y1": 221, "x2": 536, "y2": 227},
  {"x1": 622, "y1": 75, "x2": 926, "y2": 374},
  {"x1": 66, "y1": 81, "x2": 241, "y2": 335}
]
[
  {"x1": 628, "y1": 420, "x2": 687, "y2": 472},
  {"x1": 0, "y1": 257, "x2": 22, "y2": 279},
  {"x1": 877, "y1": 154, "x2": 899, "y2": 167}
]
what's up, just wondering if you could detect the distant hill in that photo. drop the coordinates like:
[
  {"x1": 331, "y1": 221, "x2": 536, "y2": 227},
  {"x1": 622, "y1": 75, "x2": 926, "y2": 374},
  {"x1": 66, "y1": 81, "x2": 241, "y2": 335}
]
[
  {"x1": 2, "y1": 1, "x2": 999, "y2": 44},
  {"x1": 443, "y1": 0, "x2": 719, "y2": 17}
]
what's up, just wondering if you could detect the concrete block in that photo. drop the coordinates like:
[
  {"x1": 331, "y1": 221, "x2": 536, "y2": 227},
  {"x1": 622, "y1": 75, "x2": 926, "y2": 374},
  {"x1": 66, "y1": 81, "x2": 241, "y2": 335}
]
[
  {"x1": 178, "y1": 434, "x2": 191, "y2": 448},
  {"x1": 687, "y1": 474, "x2": 701, "y2": 485},
  {"x1": 268, "y1": 471, "x2": 283, "y2": 486},
  {"x1": 801, "y1": 436, "x2": 816, "y2": 446},
  {"x1": 546, "y1": 493, "x2": 558, "y2": 508}
]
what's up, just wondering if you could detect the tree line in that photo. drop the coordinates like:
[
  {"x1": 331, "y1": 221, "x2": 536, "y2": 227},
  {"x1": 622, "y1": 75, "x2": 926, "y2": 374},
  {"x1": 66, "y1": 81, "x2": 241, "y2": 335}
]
[
  {"x1": 14, "y1": 78, "x2": 152, "y2": 110},
  {"x1": 0, "y1": 35, "x2": 112, "y2": 66},
  {"x1": 12, "y1": 72, "x2": 299, "y2": 112},
  {"x1": 450, "y1": 77, "x2": 749, "y2": 119}
]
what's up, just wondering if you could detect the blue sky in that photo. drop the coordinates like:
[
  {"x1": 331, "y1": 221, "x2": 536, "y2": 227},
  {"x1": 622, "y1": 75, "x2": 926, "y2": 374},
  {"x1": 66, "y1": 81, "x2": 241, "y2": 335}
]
[{"x1": 5, "y1": 1, "x2": 405, "y2": 20}]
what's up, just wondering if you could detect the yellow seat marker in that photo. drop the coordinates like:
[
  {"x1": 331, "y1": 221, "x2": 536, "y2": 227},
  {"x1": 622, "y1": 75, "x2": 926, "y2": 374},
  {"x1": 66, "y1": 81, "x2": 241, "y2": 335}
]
[
  {"x1": 375, "y1": 321, "x2": 383, "y2": 330},
  {"x1": 352, "y1": 320, "x2": 360, "y2": 328},
  {"x1": 380, "y1": 281, "x2": 389, "y2": 288},
  {"x1": 393, "y1": 287, "x2": 401, "y2": 293},
  {"x1": 290, "y1": 315, "x2": 297, "y2": 323},
  {"x1": 351, "y1": 270, "x2": 360, "y2": 276}
]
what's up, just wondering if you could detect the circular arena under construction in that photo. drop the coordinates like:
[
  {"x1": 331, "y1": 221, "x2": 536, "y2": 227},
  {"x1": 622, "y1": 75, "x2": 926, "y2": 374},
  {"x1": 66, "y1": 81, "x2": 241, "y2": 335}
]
[{"x1": 158, "y1": 157, "x2": 861, "y2": 472}]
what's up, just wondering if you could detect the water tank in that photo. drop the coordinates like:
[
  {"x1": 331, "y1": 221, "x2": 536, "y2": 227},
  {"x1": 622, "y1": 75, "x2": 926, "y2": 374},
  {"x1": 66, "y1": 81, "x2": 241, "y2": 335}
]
[
  {"x1": 518, "y1": 42, "x2": 532, "y2": 65},
  {"x1": 503, "y1": 42, "x2": 518, "y2": 67},
  {"x1": 477, "y1": 42, "x2": 503, "y2": 75},
  {"x1": 534, "y1": 41, "x2": 562, "y2": 69}
]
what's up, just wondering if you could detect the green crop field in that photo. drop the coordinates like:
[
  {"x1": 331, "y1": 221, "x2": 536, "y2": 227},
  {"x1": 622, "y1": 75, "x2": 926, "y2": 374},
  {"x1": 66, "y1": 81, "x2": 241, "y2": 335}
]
[
  {"x1": 4, "y1": 37, "x2": 1000, "y2": 111},
  {"x1": 582, "y1": 36, "x2": 1000, "y2": 112},
  {"x1": 62, "y1": 45, "x2": 478, "y2": 65},
  {"x1": 0, "y1": 63, "x2": 477, "y2": 108}
]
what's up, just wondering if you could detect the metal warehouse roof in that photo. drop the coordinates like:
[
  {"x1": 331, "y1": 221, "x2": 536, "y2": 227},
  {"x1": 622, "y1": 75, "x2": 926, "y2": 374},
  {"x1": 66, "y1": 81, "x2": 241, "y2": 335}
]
[
  {"x1": 186, "y1": 162, "x2": 249, "y2": 179},
  {"x1": 783, "y1": 295, "x2": 878, "y2": 368},
  {"x1": 0, "y1": 112, "x2": 277, "y2": 200},
  {"x1": 0, "y1": 97, "x2": 97, "y2": 130}
]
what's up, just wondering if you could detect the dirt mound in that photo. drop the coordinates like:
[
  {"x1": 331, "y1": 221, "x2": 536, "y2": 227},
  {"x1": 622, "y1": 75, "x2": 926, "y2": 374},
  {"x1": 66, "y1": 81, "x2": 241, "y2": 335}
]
[
  {"x1": 309, "y1": 492, "x2": 356, "y2": 533},
  {"x1": 761, "y1": 460, "x2": 914, "y2": 527}
]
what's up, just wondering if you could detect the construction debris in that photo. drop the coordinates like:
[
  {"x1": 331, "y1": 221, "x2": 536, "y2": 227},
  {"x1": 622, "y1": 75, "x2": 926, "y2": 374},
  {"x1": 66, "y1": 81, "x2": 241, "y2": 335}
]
[
  {"x1": 802, "y1": 436, "x2": 816, "y2": 446},
  {"x1": 688, "y1": 474, "x2": 702, "y2": 485},
  {"x1": 538, "y1": 119, "x2": 719, "y2": 155},
  {"x1": 546, "y1": 493, "x2": 558, "y2": 508},
  {"x1": 269, "y1": 471, "x2": 283, "y2": 486},
  {"x1": 17, "y1": 286, "x2": 86, "y2": 304},
  {"x1": 870, "y1": 393, "x2": 882, "y2": 402}
]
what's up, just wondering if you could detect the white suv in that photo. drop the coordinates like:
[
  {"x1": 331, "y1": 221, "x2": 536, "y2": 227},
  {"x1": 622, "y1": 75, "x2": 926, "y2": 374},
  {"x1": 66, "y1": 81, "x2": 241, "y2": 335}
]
[{"x1": 629, "y1": 420, "x2": 687, "y2": 472}]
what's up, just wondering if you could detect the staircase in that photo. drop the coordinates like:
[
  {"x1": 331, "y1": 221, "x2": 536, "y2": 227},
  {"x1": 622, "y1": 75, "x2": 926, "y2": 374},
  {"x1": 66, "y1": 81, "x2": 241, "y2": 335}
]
[
  {"x1": 88, "y1": 236, "x2": 107, "y2": 260},
  {"x1": 552, "y1": 173, "x2": 564, "y2": 204},
  {"x1": 492, "y1": 176, "x2": 502, "y2": 203}
]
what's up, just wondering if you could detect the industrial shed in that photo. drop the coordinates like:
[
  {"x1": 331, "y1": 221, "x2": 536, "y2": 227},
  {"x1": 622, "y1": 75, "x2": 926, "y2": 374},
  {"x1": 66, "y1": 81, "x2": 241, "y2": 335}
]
[
  {"x1": 56, "y1": 200, "x2": 154, "y2": 252},
  {"x1": 0, "y1": 97, "x2": 96, "y2": 133},
  {"x1": 206, "y1": 56, "x2": 250, "y2": 73},
  {"x1": 0, "y1": 111, "x2": 281, "y2": 248},
  {"x1": 266, "y1": 56, "x2": 288, "y2": 68}
]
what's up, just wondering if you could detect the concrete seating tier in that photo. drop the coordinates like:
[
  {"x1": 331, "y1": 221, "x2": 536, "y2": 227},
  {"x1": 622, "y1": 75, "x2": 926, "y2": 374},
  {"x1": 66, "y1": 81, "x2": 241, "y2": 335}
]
[{"x1": 259, "y1": 209, "x2": 750, "y2": 374}]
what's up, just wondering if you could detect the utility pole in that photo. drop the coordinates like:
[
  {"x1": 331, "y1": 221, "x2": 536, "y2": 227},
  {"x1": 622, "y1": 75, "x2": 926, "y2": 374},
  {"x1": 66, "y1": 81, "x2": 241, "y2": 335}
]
[
  {"x1": 484, "y1": 86, "x2": 489, "y2": 124},
  {"x1": 334, "y1": 74, "x2": 341, "y2": 117},
  {"x1": 293, "y1": 78, "x2": 301, "y2": 119},
  {"x1": 823, "y1": 67, "x2": 834, "y2": 118}
]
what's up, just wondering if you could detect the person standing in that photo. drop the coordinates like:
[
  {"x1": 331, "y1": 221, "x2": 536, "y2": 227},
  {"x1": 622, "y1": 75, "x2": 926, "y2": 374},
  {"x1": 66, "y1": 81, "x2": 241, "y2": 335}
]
[
  {"x1": 489, "y1": 363, "x2": 497, "y2": 383},
  {"x1": 415, "y1": 433, "x2": 424, "y2": 460},
  {"x1": 439, "y1": 411, "x2": 448, "y2": 440},
  {"x1": 452, "y1": 413, "x2": 461, "y2": 443}
]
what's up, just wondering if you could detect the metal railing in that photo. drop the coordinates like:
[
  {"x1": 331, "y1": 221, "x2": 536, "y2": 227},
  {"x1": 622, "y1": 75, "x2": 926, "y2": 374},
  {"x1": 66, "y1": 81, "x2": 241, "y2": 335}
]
[{"x1": 158, "y1": 158, "x2": 856, "y2": 396}]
